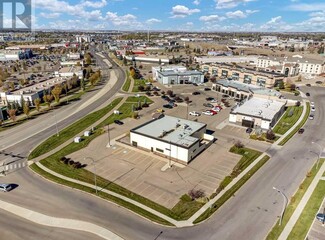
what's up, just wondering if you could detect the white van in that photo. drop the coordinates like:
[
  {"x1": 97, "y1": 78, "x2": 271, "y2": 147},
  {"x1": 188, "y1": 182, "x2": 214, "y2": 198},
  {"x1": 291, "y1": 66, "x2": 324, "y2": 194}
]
[{"x1": 0, "y1": 184, "x2": 12, "y2": 192}]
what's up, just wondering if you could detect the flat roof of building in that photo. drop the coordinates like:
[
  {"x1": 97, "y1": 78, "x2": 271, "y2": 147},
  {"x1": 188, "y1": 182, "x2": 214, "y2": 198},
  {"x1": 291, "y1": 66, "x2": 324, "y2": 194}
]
[
  {"x1": 59, "y1": 66, "x2": 82, "y2": 73},
  {"x1": 215, "y1": 79, "x2": 281, "y2": 97},
  {"x1": 231, "y1": 97, "x2": 285, "y2": 120},
  {"x1": 131, "y1": 115, "x2": 206, "y2": 148},
  {"x1": 159, "y1": 70, "x2": 203, "y2": 76}
]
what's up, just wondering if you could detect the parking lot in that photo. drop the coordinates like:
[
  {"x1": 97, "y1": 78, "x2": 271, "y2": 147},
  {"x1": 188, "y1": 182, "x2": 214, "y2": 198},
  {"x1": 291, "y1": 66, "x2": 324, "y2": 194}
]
[{"x1": 307, "y1": 197, "x2": 325, "y2": 240}]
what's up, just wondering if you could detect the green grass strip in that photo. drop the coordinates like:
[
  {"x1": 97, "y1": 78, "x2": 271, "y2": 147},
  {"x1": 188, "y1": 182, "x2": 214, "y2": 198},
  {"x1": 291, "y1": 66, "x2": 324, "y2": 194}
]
[
  {"x1": 194, "y1": 155, "x2": 270, "y2": 224},
  {"x1": 288, "y1": 181, "x2": 325, "y2": 239},
  {"x1": 278, "y1": 103, "x2": 310, "y2": 146},
  {"x1": 30, "y1": 163, "x2": 174, "y2": 226},
  {"x1": 266, "y1": 158, "x2": 324, "y2": 240},
  {"x1": 29, "y1": 98, "x2": 123, "y2": 159},
  {"x1": 273, "y1": 106, "x2": 303, "y2": 135},
  {"x1": 122, "y1": 71, "x2": 131, "y2": 92}
]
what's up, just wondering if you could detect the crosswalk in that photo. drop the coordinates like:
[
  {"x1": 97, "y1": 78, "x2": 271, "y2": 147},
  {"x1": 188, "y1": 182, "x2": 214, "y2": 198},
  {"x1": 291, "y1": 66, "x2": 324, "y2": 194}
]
[{"x1": 4, "y1": 161, "x2": 27, "y2": 171}]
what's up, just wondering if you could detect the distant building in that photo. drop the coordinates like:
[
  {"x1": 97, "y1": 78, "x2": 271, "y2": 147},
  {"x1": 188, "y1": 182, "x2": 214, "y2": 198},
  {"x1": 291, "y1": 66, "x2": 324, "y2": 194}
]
[
  {"x1": 152, "y1": 65, "x2": 187, "y2": 80},
  {"x1": 66, "y1": 53, "x2": 81, "y2": 60},
  {"x1": 130, "y1": 115, "x2": 214, "y2": 164},
  {"x1": 55, "y1": 66, "x2": 83, "y2": 78},
  {"x1": 202, "y1": 63, "x2": 284, "y2": 88},
  {"x1": 195, "y1": 55, "x2": 258, "y2": 65},
  {"x1": 156, "y1": 68, "x2": 204, "y2": 85},
  {"x1": 76, "y1": 35, "x2": 91, "y2": 43},
  {"x1": 0, "y1": 49, "x2": 33, "y2": 61},
  {"x1": 229, "y1": 97, "x2": 286, "y2": 130}
]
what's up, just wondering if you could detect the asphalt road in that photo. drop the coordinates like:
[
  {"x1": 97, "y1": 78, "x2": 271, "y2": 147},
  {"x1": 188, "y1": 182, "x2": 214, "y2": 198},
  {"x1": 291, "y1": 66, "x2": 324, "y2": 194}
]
[{"x1": 1, "y1": 56, "x2": 324, "y2": 240}]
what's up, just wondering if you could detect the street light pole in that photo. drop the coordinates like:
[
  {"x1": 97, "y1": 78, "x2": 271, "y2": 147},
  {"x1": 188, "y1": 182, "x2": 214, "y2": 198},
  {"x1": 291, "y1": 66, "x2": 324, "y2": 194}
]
[
  {"x1": 51, "y1": 112, "x2": 59, "y2": 137},
  {"x1": 312, "y1": 141, "x2": 322, "y2": 169},
  {"x1": 273, "y1": 187, "x2": 288, "y2": 226},
  {"x1": 85, "y1": 157, "x2": 98, "y2": 195},
  {"x1": 107, "y1": 123, "x2": 111, "y2": 147}
]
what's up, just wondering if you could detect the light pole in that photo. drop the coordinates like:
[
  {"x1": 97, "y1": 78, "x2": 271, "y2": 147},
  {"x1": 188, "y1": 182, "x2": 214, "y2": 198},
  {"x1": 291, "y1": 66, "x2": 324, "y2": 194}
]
[
  {"x1": 273, "y1": 187, "x2": 288, "y2": 226},
  {"x1": 165, "y1": 141, "x2": 172, "y2": 168},
  {"x1": 312, "y1": 141, "x2": 322, "y2": 169},
  {"x1": 51, "y1": 112, "x2": 59, "y2": 137},
  {"x1": 85, "y1": 157, "x2": 98, "y2": 195},
  {"x1": 107, "y1": 123, "x2": 111, "y2": 147}
]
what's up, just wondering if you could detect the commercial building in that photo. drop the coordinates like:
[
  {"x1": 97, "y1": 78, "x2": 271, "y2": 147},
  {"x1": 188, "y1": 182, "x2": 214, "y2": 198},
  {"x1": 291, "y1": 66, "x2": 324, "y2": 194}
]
[
  {"x1": 76, "y1": 35, "x2": 91, "y2": 43},
  {"x1": 202, "y1": 63, "x2": 284, "y2": 88},
  {"x1": 0, "y1": 49, "x2": 33, "y2": 61},
  {"x1": 130, "y1": 115, "x2": 214, "y2": 164},
  {"x1": 55, "y1": 66, "x2": 83, "y2": 78},
  {"x1": 152, "y1": 65, "x2": 187, "y2": 80},
  {"x1": 229, "y1": 97, "x2": 286, "y2": 129},
  {"x1": 156, "y1": 69, "x2": 204, "y2": 85},
  {"x1": 257, "y1": 55, "x2": 325, "y2": 76},
  {"x1": 195, "y1": 55, "x2": 258, "y2": 65},
  {"x1": 212, "y1": 79, "x2": 282, "y2": 100}
]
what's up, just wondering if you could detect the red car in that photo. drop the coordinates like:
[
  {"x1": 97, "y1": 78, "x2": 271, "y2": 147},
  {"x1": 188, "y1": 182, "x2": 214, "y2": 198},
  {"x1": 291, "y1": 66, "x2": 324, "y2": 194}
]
[{"x1": 209, "y1": 110, "x2": 218, "y2": 115}]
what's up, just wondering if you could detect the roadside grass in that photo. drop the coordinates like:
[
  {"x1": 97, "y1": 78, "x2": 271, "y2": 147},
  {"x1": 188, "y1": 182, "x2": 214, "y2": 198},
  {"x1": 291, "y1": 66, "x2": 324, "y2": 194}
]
[
  {"x1": 125, "y1": 96, "x2": 153, "y2": 104},
  {"x1": 122, "y1": 71, "x2": 131, "y2": 92},
  {"x1": 132, "y1": 79, "x2": 149, "y2": 92},
  {"x1": 266, "y1": 158, "x2": 324, "y2": 240},
  {"x1": 171, "y1": 194, "x2": 205, "y2": 220},
  {"x1": 288, "y1": 181, "x2": 325, "y2": 239},
  {"x1": 273, "y1": 106, "x2": 303, "y2": 135},
  {"x1": 278, "y1": 103, "x2": 310, "y2": 146},
  {"x1": 194, "y1": 155, "x2": 270, "y2": 224},
  {"x1": 28, "y1": 98, "x2": 123, "y2": 159},
  {"x1": 30, "y1": 163, "x2": 174, "y2": 226},
  {"x1": 250, "y1": 133, "x2": 280, "y2": 143}
]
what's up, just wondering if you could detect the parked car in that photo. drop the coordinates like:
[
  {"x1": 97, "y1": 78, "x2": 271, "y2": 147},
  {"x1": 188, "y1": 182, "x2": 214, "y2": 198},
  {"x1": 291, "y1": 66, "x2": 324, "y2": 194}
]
[
  {"x1": 206, "y1": 97, "x2": 215, "y2": 101},
  {"x1": 316, "y1": 81, "x2": 323, "y2": 84},
  {"x1": 209, "y1": 110, "x2": 218, "y2": 115},
  {"x1": 246, "y1": 128, "x2": 253, "y2": 134},
  {"x1": 0, "y1": 184, "x2": 12, "y2": 192},
  {"x1": 316, "y1": 213, "x2": 325, "y2": 223},
  {"x1": 192, "y1": 91, "x2": 200, "y2": 95},
  {"x1": 192, "y1": 83, "x2": 198, "y2": 86},
  {"x1": 163, "y1": 104, "x2": 173, "y2": 109},
  {"x1": 189, "y1": 111, "x2": 200, "y2": 116},
  {"x1": 222, "y1": 94, "x2": 229, "y2": 98},
  {"x1": 212, "y1": 106, "x2": 221, "y2": 112},
  {"x1": 203, "y1": 103, "x2": 214, "y2": 108},
  {"x1": 310, "y1": 102, "x2": 315, "y2": 107},
  {"x1": 311, "y1": 107, "x2": 316, "y2": 112},
  {"x1": 306, "y1": 92, "x2": 310, "y2": 96},
  {"x1": 211, "y1": 99, "x2": 218, "y2": 103},
  {"x1": 309, "y1": 114, "x2": 314, "y2": 120},
  {"x1": 202, "y1": 110, "x2": 213, "y2": 116},
  {"x1": 204, "y1": 87, "x2": 211, "y2": 91},
  {"x1": 114, "y1": 120, "x2": 124, "y2": 125},
  {"x1": 298, "y1": 128, "x2": 305, "y2": 134},
  {"x1": 306, "y1": 83, "x2": 311, "y2": 87}
]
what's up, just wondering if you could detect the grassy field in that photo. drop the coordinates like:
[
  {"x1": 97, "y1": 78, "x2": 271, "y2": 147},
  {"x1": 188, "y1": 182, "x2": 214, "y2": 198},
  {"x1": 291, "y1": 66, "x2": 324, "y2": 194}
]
[
  {"x1": 122, "y1": 71, "x2": 131, "y2": 92},
  {"x1": 278, "y1": 103, "x2": 310, "y2": 146},
  {"x1": 29, "y1": 98, "x2": 123, "y2": 159},
  {"x1": 273, "y1": 106, "x2": 303, "y2": 135},
  {"x1": 132, "y1": 79, "x2": 150, "y2": 92},
  {"x1": 194, "y1": 155, "x2": 270, "y2": 223},
  {"x1": 266, "y1": 158, "x2": 324, "y2": 240},
  {"x1": 288, "y1": 181, "x2": 325, "y2": 239}
]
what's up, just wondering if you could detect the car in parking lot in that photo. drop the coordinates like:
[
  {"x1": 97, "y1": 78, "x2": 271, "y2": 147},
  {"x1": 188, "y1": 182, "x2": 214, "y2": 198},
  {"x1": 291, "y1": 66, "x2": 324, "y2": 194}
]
[
  {"x1": 306, "y1": 92, "x2": 310, "y2": 96},
  {"x1": 0, "y1": 184, "x2": 12, "y2": 192},
  {"x1": 114, "y1": 120, "x2": 124, "y2": 125},
  {"x1": 206, "y1": 97, "x2": 215, "y2": 101},
  {"x1": 211, "y1": 99, "x2": 218, "y2": 103},
  {"x1": 192, "y1": 83, "x2": 198, "y2": 86},
  {"x1": 306, "y1": 83, "x2": 311, "y2": 87},
  {"x1": 309, "y1": 114, "x2": 314, "y2": 120},
  {"x1": 310, "y1": 102, "x2": 315, "y2": 107},
  {"x1": 316, "y1": 81, "x2": 323, "y2": 84},
  {"x1": 204, "y1": 87, "x2": 211, "y2": 91},
  {"x1": 192, "y1": 91, "x2": 200, "y2": 95},
  {"x1": 311, "y1": 107, "x2": 316, "y2": 112},
  {"x1": 246, "y1": 128, "x2": 253, "y2": 134},
  {"x1": 209, "y1": 110, "x2": 218, "y2": 115},
  {"x1": 163, "y1": 104, "x2": 173, "y2": 109},
  {"x1": 189, "y1": 111, "x2": 200, "y2": 116},
  {"x1": 298, "y1": 128, "x2": 305, "y2": 134},
  {"x1": 316, "y1": 213, "x2": 325, "y2": 223},
  {"x1": 203, "y1": 103, "x2": 214, "y2": 108},
  {"x1": 202, "y1": 110, "x2": 213, "y2": 116}
]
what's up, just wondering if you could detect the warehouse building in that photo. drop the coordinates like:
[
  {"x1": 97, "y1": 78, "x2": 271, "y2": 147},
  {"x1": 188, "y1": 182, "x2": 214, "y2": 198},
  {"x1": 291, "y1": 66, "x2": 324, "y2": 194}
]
[
  {"x1": 229, "y1": 97, "x2": 286, "y2": 129},
  {"x1": 130, "y1": 115, "x2": 214, "y2": 164}
]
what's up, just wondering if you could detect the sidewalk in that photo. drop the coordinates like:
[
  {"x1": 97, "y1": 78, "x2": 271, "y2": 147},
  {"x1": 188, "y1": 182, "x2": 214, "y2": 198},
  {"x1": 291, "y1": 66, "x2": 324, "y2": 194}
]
[
  {"x1": 0, "y1": 199, "x2": 123, "y2": 240},
  {"x1": 278, "y1": 160, "x2": 325, "y2": 240}
]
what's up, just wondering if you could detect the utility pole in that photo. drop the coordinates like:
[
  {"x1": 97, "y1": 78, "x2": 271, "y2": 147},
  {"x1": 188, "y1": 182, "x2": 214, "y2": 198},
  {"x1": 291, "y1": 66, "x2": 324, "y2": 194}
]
[{"x1": 107, "y1": 124, "x2": 111, "y2": 147}]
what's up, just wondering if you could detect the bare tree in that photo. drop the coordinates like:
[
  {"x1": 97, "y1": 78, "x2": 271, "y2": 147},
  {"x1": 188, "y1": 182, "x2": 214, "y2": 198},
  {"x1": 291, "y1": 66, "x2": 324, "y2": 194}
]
[{"x1": 8, "y1": 109, "x2": 17, "y2": 122}]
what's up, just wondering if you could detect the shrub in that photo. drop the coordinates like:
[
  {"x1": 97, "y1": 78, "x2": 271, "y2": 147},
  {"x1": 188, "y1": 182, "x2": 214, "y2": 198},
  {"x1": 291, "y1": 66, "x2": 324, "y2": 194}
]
[
  {"x1": 234, "y1": 140, "x2": 244, "y2": 148},
  {"x1": 138, "y1": 85, "x2": 145, "y2": 92},
  {"x1": 73, "y1": 162, "x2": 82, "y2": 169},
  {"x1": 188, "y1": 189, "x2": 205, "y2": 200},
  {"x1": 295, "y1": 101, "x2": 301, "y2": 106},
  {"x1": 68, "y1": 160, "x2": 75, "y2": 165},
  {"x1": 63, "y1": 158, "x2": 70, "y2": 164},
  {"x1": 60, "y1": 156, "x2": 67, "y2": 162},
  {"x1": 266, "y1": 130, "x2": 275, "y2": 140}
]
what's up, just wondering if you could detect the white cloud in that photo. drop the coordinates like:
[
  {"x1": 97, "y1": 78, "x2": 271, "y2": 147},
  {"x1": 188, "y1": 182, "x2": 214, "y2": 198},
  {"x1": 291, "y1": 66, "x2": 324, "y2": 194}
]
[
  {"x1": 171, "y1": 5, "x2": 200, "y2": 18},
  {"x1": 267, "y1": 16, "x2": 282, "y2": 24},
  {"x1": 186, "y1": 22, "x2": 194, "y2": 25},
  {"x1": 199, "y1": 14, "x2": 225, "y2": 22},
  {"x1": 146, "y1": 18, "x2": 162, "y2": 24},
  {"x1": 288, "y1": 3, "x2": 325, "y2": 12},
  {"x1": 39, "y1": 12, "x2": 61, "y2": 19},
  {"x1": 226, "y1": 9, "x2": 258, "y2": 18},
  {"x1": 193, "y1": 0, "x2": 201, "y2": 5},
  {"x1": 80, "y1": 0, "x2": 107, "y2": 8},
  {"x1": 105, "y1": 12, "x2": 142, "y2": 27},
  {"x1": 215, "y1": 0, "x2": 256, "y2": 9}
]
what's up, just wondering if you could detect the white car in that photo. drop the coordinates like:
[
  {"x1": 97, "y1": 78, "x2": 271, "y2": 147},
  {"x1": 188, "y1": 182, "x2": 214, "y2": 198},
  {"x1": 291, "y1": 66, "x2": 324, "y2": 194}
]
[
  {"x1": 211, "y1": 99, "x2": 218, "y2": 103},
  {"x1": 0, "y1": 184, "x2": 12, "y2": 192},
  {"x1": 309, "y1": 114, "x2": 314, "y2": 120},
  {"x1": 311, "y1": 107, "x2": 316, "y2": 112},
  {"x1": 202, "y1": 111, "x2": 213, "y2": 116},
  {"x1": 310, "y1": 102, "x2": 315, "y2": 107},
  {"x1": 189, "y1": 111, "x2": 201, "y2": 116}
]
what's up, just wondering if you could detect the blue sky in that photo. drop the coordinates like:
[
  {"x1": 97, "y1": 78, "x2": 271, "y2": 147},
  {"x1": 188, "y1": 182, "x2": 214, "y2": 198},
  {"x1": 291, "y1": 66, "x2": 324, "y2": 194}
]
[{"x1": 29, "y1": 0, "x2": 325, "y2": 31}]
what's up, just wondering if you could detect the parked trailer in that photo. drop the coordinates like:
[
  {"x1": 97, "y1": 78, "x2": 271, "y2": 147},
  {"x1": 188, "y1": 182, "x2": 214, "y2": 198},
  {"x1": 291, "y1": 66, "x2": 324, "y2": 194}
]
[{"x1": 103, "y1": 59, "x2": 113, "y2": 69}]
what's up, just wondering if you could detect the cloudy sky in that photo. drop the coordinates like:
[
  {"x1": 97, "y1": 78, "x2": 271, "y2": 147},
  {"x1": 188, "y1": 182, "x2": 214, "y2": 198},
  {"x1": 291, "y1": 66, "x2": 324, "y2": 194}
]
[{"x1": 28, "y1": 0, "x2": 325, "y2": 31}]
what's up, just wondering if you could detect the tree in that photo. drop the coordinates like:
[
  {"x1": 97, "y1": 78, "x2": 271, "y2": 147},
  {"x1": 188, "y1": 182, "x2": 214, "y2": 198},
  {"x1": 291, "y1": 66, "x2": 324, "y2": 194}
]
[
  {"x1": 278, "y1": 81, "x2": 285, "y2": 89},
  {"x1": 130, "y1": 68, "x2": 136, "y2": 79},
  {"x1": 138, "y1": 85, "x2": 145, "y2": 92},
  {"x1": 234, "y1": 140, "x2": 244, "y2": 148},
  {"x1": 290, "y1": 84, "x2": 296, "y2": 91},
  {"x1": 167, "y1": 90, "x2": 173, "y2": 97},
  {"x1": 123, "y1": 56, "x2": 127, "y2": 66},
  {"x1": 84, "y1": 53, "x2": 92, "y2": 65},
  {"x1": 23, "y1": 102, "x2": 30, "y2": 118},
  {"x1": 43, "y1": 94, "x2": 53, "y2": 109},
  {"x1": 51, "y1": 85, "x2": 63, "y2": 103},
  {"x1": 188, "y1": 189, "x2": 205, "y2": 200},
  {"x1": 297, "y1": 75, "x2": 302, "y2": 82},
  {"x1": 295, "y1": 101, "x2": 301, "y2": 107},
  {"x1": 34, "y1": 98, "x2": 41, "y2": 112},
  {"x1": 184, "y1": 96, "x2": 190, "y2": 104},
  {"x1": 266, "y1": 130, "x2": 275, "y2": 140},
  {"x1": 7, "y1": 109, "x2": 17, "y2": 122}
]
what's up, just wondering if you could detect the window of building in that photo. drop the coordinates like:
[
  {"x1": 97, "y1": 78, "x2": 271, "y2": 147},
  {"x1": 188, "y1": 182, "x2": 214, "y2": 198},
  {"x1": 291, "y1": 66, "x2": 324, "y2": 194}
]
[
  {"x1": 257, "y1": 77, "x2": 266, "y2": 87},
  {"x1": 243, "y1": 74, "x2": 252, "y2": 84},
  {"x1": 156, "y1": 148, "x2": 164, "y2": 153},
  {"x1": 222, "y1": 70, "x2": 228, "y2": 77}
]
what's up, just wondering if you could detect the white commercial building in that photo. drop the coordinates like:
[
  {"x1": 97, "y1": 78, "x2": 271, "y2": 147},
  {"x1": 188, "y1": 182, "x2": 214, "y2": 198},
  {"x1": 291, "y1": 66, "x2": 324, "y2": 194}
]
[
  {"x1": 229, "y1": 97, "x2": 286, "y2": 130},
  {"x1": 55, "y1": 66, "x2": 83, "y2": 78},
  {"x1": 130, "y1": 115, "x2": 214, "y2": 164},
  {"x1": 152, "y1": 65, "x2": 187, "y2": 80},
  {"x1": 195, "y1": 56, "x2": 258, "y2": 65},
  {"x1": 76, "y1": 35, "x2": 91, "y2": 43},
  {"x1": 156, "y1": 69, "x2": 204, "y2": 85}
]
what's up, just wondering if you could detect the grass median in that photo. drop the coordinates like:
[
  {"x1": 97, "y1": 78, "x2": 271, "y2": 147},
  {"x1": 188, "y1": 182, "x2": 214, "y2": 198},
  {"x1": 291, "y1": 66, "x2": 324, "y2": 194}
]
[
  {"x1": 28, "y1": 98, "x2": 123, "y2": 160},
  {"x1": 288, "y1": 181, "x2": 325, "y2": 239},
  {"x1": 122, "y1": 71, "x2": 131, "y2": 92},
  {"x1": 194, "y1": 155, "x2": 270, "y2": 224},
  {"x1": 266, "y1": 158, "x2": 324, "y2": 240},
  {"x1": 273, "y1": 106, "x2": 303, "y2": 135},
  {"x1": 278, "y1": 103, "x2": 310, "y2": 146}
]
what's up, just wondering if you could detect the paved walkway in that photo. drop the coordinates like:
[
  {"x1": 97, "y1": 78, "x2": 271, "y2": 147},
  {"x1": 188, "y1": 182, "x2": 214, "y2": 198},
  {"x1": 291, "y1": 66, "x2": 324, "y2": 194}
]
[
  {"x1": 278, "y1": 161, "x2": 325, "y2": 240},
  {"x1": 0, "y1": 199, "x2": 123, "y2": 240}
]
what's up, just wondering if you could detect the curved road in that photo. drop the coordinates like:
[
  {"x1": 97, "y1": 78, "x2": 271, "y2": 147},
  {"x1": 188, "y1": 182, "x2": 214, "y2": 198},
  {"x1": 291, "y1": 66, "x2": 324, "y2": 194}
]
[{"x1": 1, "y1": 62, "x2": 324, "y2": 240}]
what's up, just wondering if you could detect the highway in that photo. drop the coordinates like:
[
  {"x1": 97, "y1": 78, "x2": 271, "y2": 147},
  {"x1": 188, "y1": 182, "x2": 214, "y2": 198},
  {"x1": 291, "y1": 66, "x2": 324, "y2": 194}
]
[{"x1": 1, "y1": 48, "x2": 323, "y2": 240}]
